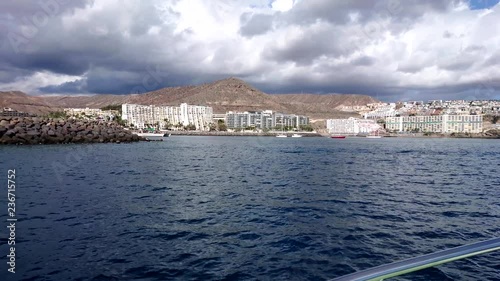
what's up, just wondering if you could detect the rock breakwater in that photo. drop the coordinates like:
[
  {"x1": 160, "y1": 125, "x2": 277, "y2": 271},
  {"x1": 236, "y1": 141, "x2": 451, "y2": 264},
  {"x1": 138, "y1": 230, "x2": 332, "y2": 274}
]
[{"x1": 0, "y1": 117, "x2": 144, "y2": 144}]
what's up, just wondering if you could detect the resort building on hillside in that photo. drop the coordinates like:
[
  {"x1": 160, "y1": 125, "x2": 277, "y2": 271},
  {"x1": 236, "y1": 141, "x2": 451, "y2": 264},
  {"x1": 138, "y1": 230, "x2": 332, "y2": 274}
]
[
  {"x1": 0, "y1": 108, "x2": 33, "y2": 117},
  {"x1": 225, "y1": 110, "x2": 309, "y2": 130},
  {"x1": 122, "y1": 103, "x2": 213, "y2": 131},
  {"x1": 363, "y1": 103, "x2": 398, "y2": 119},
  {"x1": 385, "y1": 115, "x2": 483, "y2": 133},
  {"x1": 64, "y1": 108, "x2": 119, "y2": 120},
  {"x1": 326, "y1": 117, "x2": 381, "y2": 135}
]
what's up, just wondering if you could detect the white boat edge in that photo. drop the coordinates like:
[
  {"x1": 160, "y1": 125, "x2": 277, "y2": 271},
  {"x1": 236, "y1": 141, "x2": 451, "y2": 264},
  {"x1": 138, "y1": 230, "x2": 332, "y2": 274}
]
[{"x1": 135, "y1": 133, "x2": 164, "y2": 141}]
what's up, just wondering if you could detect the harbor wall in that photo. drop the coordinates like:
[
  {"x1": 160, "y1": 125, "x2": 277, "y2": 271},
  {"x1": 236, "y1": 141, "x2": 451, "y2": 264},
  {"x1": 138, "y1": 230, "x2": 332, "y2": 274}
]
[{"x1": 0, "y1": 117, "x2": 144, "y2": 145}]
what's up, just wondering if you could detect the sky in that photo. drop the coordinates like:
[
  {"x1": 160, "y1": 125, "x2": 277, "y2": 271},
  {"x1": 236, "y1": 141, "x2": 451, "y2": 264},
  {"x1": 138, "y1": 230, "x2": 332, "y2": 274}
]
[{"x1": 0, "y1": 0, "x2": 499, "y2": 102}]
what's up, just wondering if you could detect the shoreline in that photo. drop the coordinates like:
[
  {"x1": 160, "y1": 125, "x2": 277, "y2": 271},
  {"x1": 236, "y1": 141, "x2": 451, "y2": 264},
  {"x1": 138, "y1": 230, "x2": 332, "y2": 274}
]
[
  {"x1": 167, "y1": 131, "x2": 322, "y2": 137},
  {"x1": 165, "y1": 131, "x2": 499, "y2": 139}
]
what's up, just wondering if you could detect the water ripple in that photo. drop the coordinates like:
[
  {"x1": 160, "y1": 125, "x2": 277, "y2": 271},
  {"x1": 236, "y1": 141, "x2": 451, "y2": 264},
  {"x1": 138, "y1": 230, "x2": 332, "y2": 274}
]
[{"x1": 0, "y1": 137, "x2": 498, "y2": 281}]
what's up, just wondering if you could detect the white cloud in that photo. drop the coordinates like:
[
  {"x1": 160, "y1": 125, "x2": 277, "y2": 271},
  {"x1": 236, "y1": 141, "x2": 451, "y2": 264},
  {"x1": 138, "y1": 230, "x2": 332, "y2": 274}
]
[
  {"x1": 271, "y1": 0, "x2": 295, "y2": 12},
  {"x1": 1, "y1": 71, "x2": 83, "y2": 95}
]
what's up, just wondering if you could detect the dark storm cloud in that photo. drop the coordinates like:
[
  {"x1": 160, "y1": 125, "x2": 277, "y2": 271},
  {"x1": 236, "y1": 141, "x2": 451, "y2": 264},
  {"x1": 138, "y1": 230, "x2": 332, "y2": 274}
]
[
  {"x1": 284, "y1": 0, "x2": 459, "y2": 25},
  {"x1": 0, "y1": 0, "x2": 499, "y2": 102},
  {"x1": 0, "y1": 0, "x2": 90, "y2": 18},
  {"x1": 484, "y1": 53, "x2": 500, "y2": 67},
  {"x1": 39, "y1": 79, "x2": 87, "y2": 93},
  {"x1": 351, "y1": 56, "x2": 376, "y2": 66},
  {"x1": 262, "y1": 24, "x2": 361, "y2": 65},
  {"x1": 438, "y1": 56, "x2": 476, "y2": 71},
  {"x1": 397, "y1": 63, "x2": 426, "y2": 74},
  {"x1": 239, "y1": 13, "x2": 274, "y2": 37},
  {"x1": 6, "y1": 52, "x2": 91, "y2": 76},
  {"x1": 0, "y1": 0, "x2": 188, "y2": 95}
]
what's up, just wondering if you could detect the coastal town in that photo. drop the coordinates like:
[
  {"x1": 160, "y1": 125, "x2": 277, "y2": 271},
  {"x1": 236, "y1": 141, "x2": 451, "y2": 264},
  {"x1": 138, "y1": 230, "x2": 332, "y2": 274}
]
[
  {"x1": 1, "y1": 97, "x2": 498, "y2": 144},
  {"x1": 70, "y1": 99, "x2": 500, "y2": 136}
]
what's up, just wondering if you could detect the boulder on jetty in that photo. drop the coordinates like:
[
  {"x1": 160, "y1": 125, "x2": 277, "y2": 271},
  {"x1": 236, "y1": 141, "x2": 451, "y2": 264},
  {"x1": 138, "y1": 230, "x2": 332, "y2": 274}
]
[{"x1": 0, "y1": 117, "x2": 144, "y2": 145}]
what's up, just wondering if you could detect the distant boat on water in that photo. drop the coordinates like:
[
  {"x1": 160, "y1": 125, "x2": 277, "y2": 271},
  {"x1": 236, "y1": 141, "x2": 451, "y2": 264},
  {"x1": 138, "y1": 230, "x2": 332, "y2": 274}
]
[
  {"x1": 331, "y1": 136, "x2": 346, "y2": 139},
  {"x1": 136, "y1": 132, "x2": 164, "y2": 141},
  {"x1": 291, "y1": 134, "x2": 303, "y2": 138},
  {"x1": 276, "y1": 134, "x2": 287, "y2": 138}
]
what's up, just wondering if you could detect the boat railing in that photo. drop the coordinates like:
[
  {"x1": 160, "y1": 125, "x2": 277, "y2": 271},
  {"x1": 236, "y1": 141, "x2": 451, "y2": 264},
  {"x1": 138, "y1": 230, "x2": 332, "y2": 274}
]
[{"x1": 330, "y1": 237, "x2": 500, "y2": 281}]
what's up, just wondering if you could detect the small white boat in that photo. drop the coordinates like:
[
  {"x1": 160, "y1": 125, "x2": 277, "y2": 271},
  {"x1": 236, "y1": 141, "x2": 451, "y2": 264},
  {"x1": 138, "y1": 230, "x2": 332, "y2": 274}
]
[
  {"x1": 136, "y1": 132, "x2": 164, "y2": 141},
  {"x1": 276, "y1": 134, "x2": 287, "y2": 138},
  {"x1": 291, "y1": 134, "x2": 303, "y2": 138}
]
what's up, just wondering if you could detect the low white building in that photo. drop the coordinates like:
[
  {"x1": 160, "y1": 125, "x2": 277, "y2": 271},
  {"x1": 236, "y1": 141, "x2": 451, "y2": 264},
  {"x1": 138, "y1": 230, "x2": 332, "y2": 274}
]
[
  {"x1": 326, "y1": 117, "x2": 381, "y2": 135},
  {"x1": 385, "y1": 115, "x2": 483, "y2": 133},
  {"x1": 122, "y1": 103, "x2": 213, "y2": 131},
  {"x1": 64, "y1": 108, "x2": 118, "y2": 120}
]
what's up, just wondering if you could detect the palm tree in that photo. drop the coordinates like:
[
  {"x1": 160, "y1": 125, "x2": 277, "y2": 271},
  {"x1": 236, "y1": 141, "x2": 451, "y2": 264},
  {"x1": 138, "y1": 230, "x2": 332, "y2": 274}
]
[{"x1": 163, "y1": 118, "x2": 172, "y2": 130}]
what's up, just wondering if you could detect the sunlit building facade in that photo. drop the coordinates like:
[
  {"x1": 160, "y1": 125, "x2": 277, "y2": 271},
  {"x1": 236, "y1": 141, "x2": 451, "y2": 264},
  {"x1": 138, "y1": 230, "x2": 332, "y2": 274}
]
[
  {"x1": 122, "y1": 103, "x2": 213, "y2": 131},
  {"x1": 385, "y1": 115, "x2": 483, "y2": 133},
  {"x1": 225, "y1": 110, "x2": 309, "y2": 129},
  {"x1": 326, "y1": 117, "x2": 381, "y2": 135}
]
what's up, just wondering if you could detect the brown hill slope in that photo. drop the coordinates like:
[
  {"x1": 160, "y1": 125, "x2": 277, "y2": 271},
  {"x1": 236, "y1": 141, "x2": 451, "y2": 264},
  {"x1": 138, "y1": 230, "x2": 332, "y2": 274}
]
[
  {"x1": 177, "y1": 77, "x2": 288, "y2": 113},
  {"x1": 272, "y1": 94, "x2": 378, "y2": 119},
  {"x1": 43, "y1": 94, "x2": 131, "y2": 108},
  {"x1": 43, "y1": 78, "x2": 289, "y2": 113},
  {"x1": 0, "y1": 91, "x2": 55, "y2": 115}
]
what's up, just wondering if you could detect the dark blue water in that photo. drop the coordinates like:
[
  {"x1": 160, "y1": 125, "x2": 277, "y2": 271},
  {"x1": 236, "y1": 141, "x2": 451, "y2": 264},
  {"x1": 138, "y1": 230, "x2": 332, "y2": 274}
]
[{"x1": 0, "y1": 137, "x2": 499, "y2": 281}]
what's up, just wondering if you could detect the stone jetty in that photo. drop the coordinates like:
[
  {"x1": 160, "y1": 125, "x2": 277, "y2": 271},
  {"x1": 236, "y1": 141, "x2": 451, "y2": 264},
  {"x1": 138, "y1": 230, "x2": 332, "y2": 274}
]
[{"x1": 0, "y1": 117, "x2": 144, "y2": 145}]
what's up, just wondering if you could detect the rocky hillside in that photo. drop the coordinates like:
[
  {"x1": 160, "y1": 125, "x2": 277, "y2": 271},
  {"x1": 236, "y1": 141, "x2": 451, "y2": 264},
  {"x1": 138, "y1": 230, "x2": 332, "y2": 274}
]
[
  {"x1": 3, "y1": 78, "x2": 379, "y2": 118},
  {"x1": 0, "y1": 91, "x2": 55, "y2": 115},
  {"x1": 272, "y1": 94, "x2": 378, "y2": 119},
  {"x1": 177, "y1": 78, "x2": 288, "y2": 113},
  {"x1": 43, "y1": 78, "x2": 290, "y2": 113},
  {"x1": 42, "y1": 94, "x2": 130, "y2": 109}
]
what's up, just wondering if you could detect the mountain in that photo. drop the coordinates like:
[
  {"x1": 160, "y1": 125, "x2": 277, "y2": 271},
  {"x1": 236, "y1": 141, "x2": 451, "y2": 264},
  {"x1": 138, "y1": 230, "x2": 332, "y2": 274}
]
[
  {"x1": 0, "y1": 91, "x2": 55, "y2": 115},
  {"x1": 43, "y1": 77, "x2": 289, "y2": 113},
  {"x1": 169, "y1": 77, "x2": 289, "y2": 113},
  {"x1": 2, "y1": 78, "x2": 379, "y2": 118}
]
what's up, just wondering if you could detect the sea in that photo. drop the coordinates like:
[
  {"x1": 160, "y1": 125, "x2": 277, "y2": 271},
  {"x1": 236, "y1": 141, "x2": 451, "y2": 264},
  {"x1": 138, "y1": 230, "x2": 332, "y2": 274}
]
[{"x1": 0, "y1": 137, "x2": 499, "y2": 281}]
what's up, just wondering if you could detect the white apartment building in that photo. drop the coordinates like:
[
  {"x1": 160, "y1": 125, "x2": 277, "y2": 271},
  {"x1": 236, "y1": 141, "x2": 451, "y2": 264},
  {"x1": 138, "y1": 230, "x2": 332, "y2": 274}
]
[
  {"x1": 326, "y1": 117, "x2": 381, "y2": 135},
  {"x1": 122, "y1": 103, "x2": 213, "y2": 131},
  {"x1": 225, "y1": 110, "x2": 309, "y2": 129},
  {"x1": 385, "y1": 115, "x2": 483, "y2": 133}
]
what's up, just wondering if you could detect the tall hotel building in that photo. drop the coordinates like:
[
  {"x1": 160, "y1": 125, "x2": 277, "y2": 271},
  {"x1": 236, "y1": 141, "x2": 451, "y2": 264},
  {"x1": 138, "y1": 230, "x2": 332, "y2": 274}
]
[
  {"x1": 385, "y1": 115, "x2": 483, "y2": 133},
  {"x1": 122, "y1": 103, "x2": 213, "y2": 131}
]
